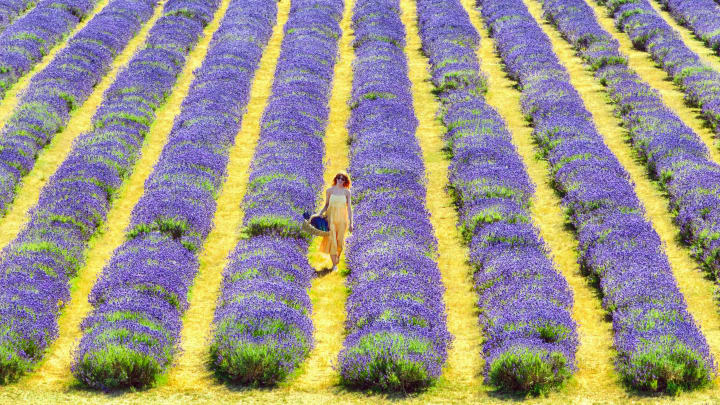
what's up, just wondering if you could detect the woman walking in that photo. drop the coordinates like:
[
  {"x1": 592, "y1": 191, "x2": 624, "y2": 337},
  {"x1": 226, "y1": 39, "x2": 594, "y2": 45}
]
[{"x1": 318, "y1": 172, "x2": 353, "y2": 271}]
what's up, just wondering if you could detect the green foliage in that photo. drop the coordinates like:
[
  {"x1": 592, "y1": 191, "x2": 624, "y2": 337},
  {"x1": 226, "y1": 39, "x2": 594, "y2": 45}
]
[
  {"x1": 488, "y1": 347, "x2": 571, "y2": 396},
  {"x1": 75, "y1": 343, "x2": 164, "y2": 390},
  {"x1": 18, "y1": 240, "x2": 80, "y2": 275},
  {"x1": 242, "y1": 215, "x2": 306, "y2": 240},
  {"x1": 127, "y1": 217, "x2": 200, "y2": 252},
  {"x1": 622, "y1": 340, "x2": 712, "y2": 395},
  {"x1": 210, "y1": 341, "x2": 299, "y2": 386},
  {"x1": 340, "y1": 332, "x2": 434, "y2": 393},
  {"x1": 0, "y1": 343, "x2": 33, "y2": 384}
]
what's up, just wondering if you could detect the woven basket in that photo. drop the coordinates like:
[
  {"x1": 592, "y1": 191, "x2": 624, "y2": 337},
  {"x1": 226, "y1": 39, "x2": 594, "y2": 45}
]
[{"x1": 302, "y1": 217, "x2": 330, "y2": 237}]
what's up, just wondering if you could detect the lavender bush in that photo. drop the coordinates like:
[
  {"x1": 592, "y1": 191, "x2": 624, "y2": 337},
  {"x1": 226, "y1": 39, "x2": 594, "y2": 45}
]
[
  {"x1": 654, "y1": 0, "x2": 720, "y2": 54},
  {"x1": 0, "y1": 0, "x2": 163, "y2": 215},
  {"x1": 596, "y1": 0, "x2": 720, "y2": 141},
  {"x1": 541, "y1": 0, "x2": 720, "y2": 387},
  {"x1": 336, "y1": 0, "x2": 451, "y2": 392},
  {"x1": 0, "y1": 0, "x2": 36, "y2": 35},
  {"x1": 71, "y1": 0, "x2": 279, "y2": 389},
  {"x1": 416, "y1": 0, "x2": 578, "y2": 395},
  {"x1": 211, "y1": 236, "x2": 315, "y2": 385},
  {"x1": 0, "y1": 0, "x2": 165, "y2": 384},
  {"x1": 0, "y1": 0, "x2": 97, "y2": 98},
  {"x1": 210, "y1": 0, "x2": 343, "y2": 385},
  {"x1": 478, "y1": 0, "x2": 715, "y2": 394}
]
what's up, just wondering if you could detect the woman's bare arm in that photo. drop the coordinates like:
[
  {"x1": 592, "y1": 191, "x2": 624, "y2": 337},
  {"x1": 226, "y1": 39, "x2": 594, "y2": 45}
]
[
  {"x1": 318, "y1": 188, "x2": 330, "y2": 215},
  {"x1": 346, "y1": 189, "x2": 353, "y2": 231}
]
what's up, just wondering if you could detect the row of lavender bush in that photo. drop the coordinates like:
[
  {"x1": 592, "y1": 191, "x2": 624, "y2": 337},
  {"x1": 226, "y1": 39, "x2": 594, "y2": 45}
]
[
  {"x1": 0, "y1": 0, "x2": 36, "y2": 35},
  {"x1": 208, "y1": 0, "x2": 343, "y2": 385},
  {"x1": 595, "y1": 0, "x2": 720, "y2": 138},
  {"x1": 541, "y1": 0, "x2": 720, "y2": 349},
  {"x1": 415, "y1": 0, "x2": 578, "y2": 395},
  {"x1": 478, "y1": 0, "x2": 715, "y2": 394},
  {"x1": 70, "y1": 0, "x2": 279, "y2": 389},
  {"x1": 0, "y1": 0, "x2": 162, "y2": 384},
  {"x1": 336, "y1": 0, "x2": 450, "y2": 392},
  {"x1": 0, "y1": 0, "x2": 162, "y2": 215},
  {"x1": 654, "y1": 0, "x2": 720, "y2": 54},
  {"x1": 0, "y1": 0, "x2": 97, "y2": 97}
]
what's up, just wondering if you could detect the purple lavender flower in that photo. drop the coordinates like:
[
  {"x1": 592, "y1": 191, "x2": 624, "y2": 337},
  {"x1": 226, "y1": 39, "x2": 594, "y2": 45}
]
[
  {"x1": 211, "y1": 236, "x2": 315, "y2": 385},
  {"x1": 0, "y1": 0, "x2": 226, "y2": 385},
  {"x1": 0, "y1": 0, "x2": 36, "y2": 35},
  {"x1": 541, "y1": 0, "x2": 720, "y2": 393},
  {"x1": 0, "y1": 0, "x2": 165, "y2": 384},
  {"x1": 654, "y1": 0, "x2": 720, "y2": 55},
  {"x1": 0, "y1": 0, "x2": 97, "y2": 98},
  {"x1": 597, "y1": 0, "x2": 720, "y2": 140}
]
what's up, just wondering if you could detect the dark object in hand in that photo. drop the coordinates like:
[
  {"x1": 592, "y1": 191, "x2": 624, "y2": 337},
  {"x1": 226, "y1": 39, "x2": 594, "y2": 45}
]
[{"x1": 303, "y1": 211, "x2": 329, "y2": 232}]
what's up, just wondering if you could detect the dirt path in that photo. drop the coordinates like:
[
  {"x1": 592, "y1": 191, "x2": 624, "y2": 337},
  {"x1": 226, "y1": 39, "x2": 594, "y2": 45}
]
[
  {"x1": 17, "y1": 0, "x2": 233, "y2": 389},
  {"x1": 524, "y1": 0, "x2": 720, "y2": 388},
  {"x1": 291, "y1": 0, "x2": 354, "y2": 392}
]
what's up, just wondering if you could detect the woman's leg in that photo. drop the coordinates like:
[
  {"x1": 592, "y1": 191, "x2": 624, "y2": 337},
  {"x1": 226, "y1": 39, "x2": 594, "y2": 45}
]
[
  {"x1": 328, "y1": 223, "x2": 339, "y2": 268},
  {"x1": 334, "y1": 223, "x2": 346, "y2": 266}
]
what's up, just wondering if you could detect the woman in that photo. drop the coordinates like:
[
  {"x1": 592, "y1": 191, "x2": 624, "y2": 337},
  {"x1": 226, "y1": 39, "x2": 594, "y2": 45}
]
[{"x1": 318, "y1": 172, "x2": 353, "y2": 271}]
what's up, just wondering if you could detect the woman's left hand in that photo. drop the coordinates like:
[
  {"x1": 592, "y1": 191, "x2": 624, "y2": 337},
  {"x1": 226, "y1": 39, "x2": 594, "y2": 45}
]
[{"x1": 349, "y1": 224, "x2": 354, "y2": 233}]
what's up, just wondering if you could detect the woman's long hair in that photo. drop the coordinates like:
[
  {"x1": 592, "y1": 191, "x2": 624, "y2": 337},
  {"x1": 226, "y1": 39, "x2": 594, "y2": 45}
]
[{"x1": 332, "y1": 171, "x2": 351, "y2": 188}]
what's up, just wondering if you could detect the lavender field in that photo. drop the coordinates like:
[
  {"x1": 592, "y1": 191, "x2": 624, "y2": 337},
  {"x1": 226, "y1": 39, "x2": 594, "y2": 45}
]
[{"x1": 0, "y1": 0, "x2": 720, "y2": 402}]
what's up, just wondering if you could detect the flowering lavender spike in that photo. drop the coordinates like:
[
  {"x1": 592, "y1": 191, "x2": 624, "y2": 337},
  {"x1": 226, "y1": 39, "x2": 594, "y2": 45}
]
[
  {"x1": 0, "y1": 0, "x2": 162, "y2": 215},
  {"x1": 540, "y1": 0, "x2": 720, "y2": 391},
  {"x1": 0, "y1": 0, "x2": 36, "y2": 35},
  {"x1": 0, "y1": 0, "x2": 97, "y2": 99},
  {"x1": 654, "y1": 0, "x2": 720, "y2": 56}
]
